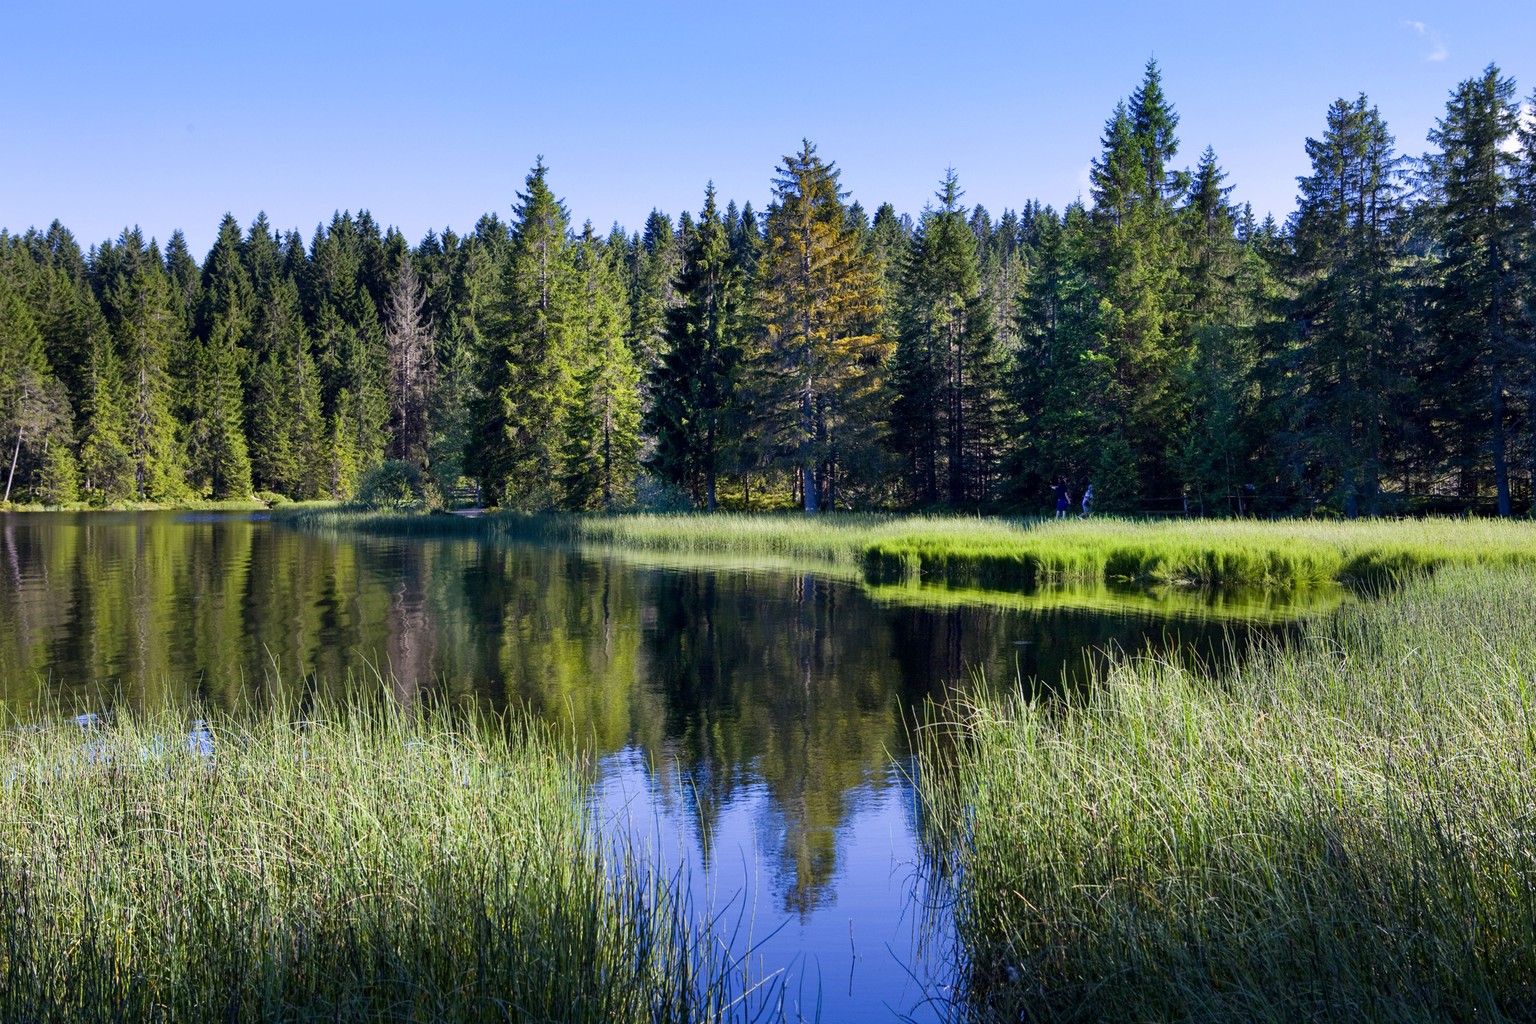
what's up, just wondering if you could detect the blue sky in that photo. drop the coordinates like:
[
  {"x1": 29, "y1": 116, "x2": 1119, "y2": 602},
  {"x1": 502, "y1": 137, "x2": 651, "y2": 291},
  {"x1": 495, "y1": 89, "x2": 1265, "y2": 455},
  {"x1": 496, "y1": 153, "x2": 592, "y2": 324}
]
[{"x1": 4, "y1": 1, "x2": 1533, "y2": 256}]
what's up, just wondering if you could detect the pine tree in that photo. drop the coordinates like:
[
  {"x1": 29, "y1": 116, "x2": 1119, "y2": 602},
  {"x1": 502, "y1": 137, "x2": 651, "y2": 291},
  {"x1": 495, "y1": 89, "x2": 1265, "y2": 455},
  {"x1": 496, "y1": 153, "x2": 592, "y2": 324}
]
[
  {"x1": 350, "y1": 288, "x2": 391, "y2": 472},
  {"x1": 306, "y1": 212, "x2": 389, "y2": 481},
  {"x1": 29, "y1": 267, "x2": 100, "y2": 410},
  {"x1": 723, "y1": 201, "x2": 771, "y2": 501},
  {"x1": 754, "y1": 141, "x2": 885, "y2": 511},
  {"x1": 76, "y1": 327, "x2": 134, "y2": 502},
  {"x1": 110, "y1": 254, "x2": 188, "y2": 501},
  {"x1": 183, "y1": 334, "x2": 254, "y2": 498},
  {"x1": 0, "y1": 277, "x2": 54, "y2": 502},
  {"x1": 1287, "y1": 95, "x2": 1407, "y2": 516},
  {"x1": 36, "y1": 434, "x2": 79, "y2": 504},
  {"x1": 562, "y1": 223, "x2": 642, "y2": 510},
  {"x1": 1178, "y1": 147, "x2": 1261, "y2": 512},
  {"x1": 467, "y1": 159, "x2": 579, "y2": 507},
  {"x1": 868, "y1": 203, "x2": 911, "y2": 347},
  {"x1": 292, "y1": 349, "x2": 326, "y2": 498},
  {"x1": 353, "y1": 212, "x2": 393, "y2": 314},
  {"x1": 240, "y1": 213, "x2": 283, "y2": 306},
  {"x1": 1423, "y1": 64, "x2": 1522, "y2": 514},
  {"x1": 1517, "y1": 88, "x2": 1536, "y2": 501},
  {"x1": 247, "y1": 350, "x2": 296, "y2": 492},
  {"x1": 977, "y1": 206, "x2": 1029, "y2": 359},
  {"x1": 163, "y1": 230, "x2": 201, "y2": 334},
  {"x1": 889, "y1": 170, "x2": 1004, "y2": 506},
  {"x1": 1010, "y1": 203, "x2": 1113, "y2": 506},
  {"x1": 243, "y1": 276, "x2": 313, "y2": 493},
  {"x1": 646, "y1": 187, "x2": 747, "y2": 509},
  {"x1": 198, "y1": 215, "x2": 255, "y2": 361},
  {"x1": 630, "y1": 209, "x2": 680, "y2": 377},
  {"x1": 425, "y1": 227, "x2": 500, "y2": 491},
  {"x1": 729, "y1": 202, "x2": 764, "y2": 279},
  {"x1": 1088, "y1": 60, "x2": 1194, "y2": 504},
  {"x1": 325, "y1": 391, "x2": 361, "y2": 498}
]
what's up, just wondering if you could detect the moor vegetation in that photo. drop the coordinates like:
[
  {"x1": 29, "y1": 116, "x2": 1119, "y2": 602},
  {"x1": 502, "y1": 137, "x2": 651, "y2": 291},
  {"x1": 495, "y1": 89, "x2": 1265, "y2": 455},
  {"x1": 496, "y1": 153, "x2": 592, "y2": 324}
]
[
  {"x1": 919, "y1": 563, "x2": 1536, "y2": 1022},
  {"x1": 0, "y1": 696, "x2": 769, "y2": 1023},
  {"x1": 278, "y1": 507, "x2": 1536, "y2": 589}
]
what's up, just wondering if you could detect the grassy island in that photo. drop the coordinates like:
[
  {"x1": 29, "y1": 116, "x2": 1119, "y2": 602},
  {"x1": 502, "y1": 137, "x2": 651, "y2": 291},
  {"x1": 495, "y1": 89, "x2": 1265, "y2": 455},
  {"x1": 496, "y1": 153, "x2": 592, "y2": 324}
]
[{"x1": 276, "y1": 508, "x2": 1536, "y2": 589}]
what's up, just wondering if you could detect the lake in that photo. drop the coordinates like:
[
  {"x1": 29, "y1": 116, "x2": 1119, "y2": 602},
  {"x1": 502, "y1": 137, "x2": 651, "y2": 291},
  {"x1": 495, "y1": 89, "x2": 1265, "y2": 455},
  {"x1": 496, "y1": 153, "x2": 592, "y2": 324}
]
[{"x1": 0, "y1": 511, "x2": 1328, "y2": 1021}]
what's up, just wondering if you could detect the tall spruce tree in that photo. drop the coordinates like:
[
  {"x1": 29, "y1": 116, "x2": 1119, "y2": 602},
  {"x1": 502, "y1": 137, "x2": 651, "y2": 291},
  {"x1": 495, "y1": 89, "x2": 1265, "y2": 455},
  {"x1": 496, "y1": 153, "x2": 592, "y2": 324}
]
[
  {"x1": 1517, "y1": 89, "x2": 1536, "y2": 501},
  {"x1": 0, "y1": 275, "x2": 67, "y2": 502},
  {"x1": 755, "y1": 141, "x2": 884, "y2": 511},
  {"x1": 889, "y1": 170, "x2": 1004, "y2": 506},
  {"x1": 562, "y1": 223, "x2": 641, "y2": 510},
  {"x1": 76, "y1": 326, "x2": 134, "y2": 502},
  {"x1": 425, "y1": 227, "x2": 500, "y2": 491},
  {"x1": 1010, "y1": 203, "x2": 1114, "y2": 506},
  {"x1": 183, "y1": 333, "x2": 254, "y2": 498},
  {"x1": 28, "y1": 266, "x2": 99, "y2": 414},
  {"x1": 646, "y1": 187, "x2": 748, "y2": 509},
  {"x1": 1424, "y1": 65, "x2": 1523, "y2": 514},
  {"x1": 630, "y1": 209, "x2": 680, "y2": 376},
  {"x1": 1089, "y1": 60, "x2": 1194, "y2": 505},
  {"x1": 349, "y1": 286, "x2": 391, "y2": 472},
  {"x1": 199, "y1": 215, "x2": 255, "y2": 359},
  {"x1": 467, "y1": 159, "x2": 579, "y2": 507},
  {"x1": 977, "y1": 206, "x2": 1029, "y2": 359},
  {"x1": 243, "y1": 278, "x2": 321, "y2": 496},
  {"x1": 1178, "y1": 147, "x2": 1262, "y2": 512},
  {"x1": 107, "y1": 242, "x2": 187, "y2": 501},
  {"x1": 1287, "y1": 95, "x2": 1407, "y2": 516},
  {"x1": 868, "y1": 203, "x2": 911, "y2": 345},
  {"x1": 163, "y1": 230, "x2": 201, "y2": 336}
]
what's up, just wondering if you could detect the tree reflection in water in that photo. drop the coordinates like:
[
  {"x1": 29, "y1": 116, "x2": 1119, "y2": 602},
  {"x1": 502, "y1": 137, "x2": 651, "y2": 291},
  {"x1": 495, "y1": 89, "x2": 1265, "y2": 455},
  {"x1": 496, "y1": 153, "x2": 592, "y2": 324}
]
[{"x1": 0, "y1": 511, "x2": 1306, "y2": 1021}]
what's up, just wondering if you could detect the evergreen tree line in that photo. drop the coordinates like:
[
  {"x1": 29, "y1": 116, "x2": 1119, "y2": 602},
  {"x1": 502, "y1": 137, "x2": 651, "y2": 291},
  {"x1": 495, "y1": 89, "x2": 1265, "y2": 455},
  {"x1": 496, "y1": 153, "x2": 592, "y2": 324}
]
[{"x1": 5, "y1": 60, "x2": 1536, "y2": 515}]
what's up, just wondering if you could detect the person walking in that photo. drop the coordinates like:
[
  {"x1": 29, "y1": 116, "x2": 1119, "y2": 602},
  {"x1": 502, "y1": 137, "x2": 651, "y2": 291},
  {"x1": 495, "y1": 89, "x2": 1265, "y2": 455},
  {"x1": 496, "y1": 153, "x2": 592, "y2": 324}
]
[
  {"x1": 1078, "y1": 483, "x2": 1094, "y2": 519},
  {"x1": 1052, "y1": 480, "x2": 1071, "y2": 519}
]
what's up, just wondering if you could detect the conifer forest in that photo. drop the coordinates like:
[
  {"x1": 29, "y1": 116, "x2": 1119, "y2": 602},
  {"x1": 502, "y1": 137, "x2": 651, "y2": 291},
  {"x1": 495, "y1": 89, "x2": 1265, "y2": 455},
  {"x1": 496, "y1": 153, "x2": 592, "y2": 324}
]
[{"x1": 6, "y1": 60, "x2": 1536, "y2": 518}]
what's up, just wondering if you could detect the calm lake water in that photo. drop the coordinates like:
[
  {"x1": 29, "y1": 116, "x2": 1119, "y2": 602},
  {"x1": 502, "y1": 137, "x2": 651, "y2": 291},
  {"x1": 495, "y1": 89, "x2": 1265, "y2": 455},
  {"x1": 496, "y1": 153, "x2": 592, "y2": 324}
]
[{"x1": 0, "y1": 511, "x2": 1331, "y2": 1021}]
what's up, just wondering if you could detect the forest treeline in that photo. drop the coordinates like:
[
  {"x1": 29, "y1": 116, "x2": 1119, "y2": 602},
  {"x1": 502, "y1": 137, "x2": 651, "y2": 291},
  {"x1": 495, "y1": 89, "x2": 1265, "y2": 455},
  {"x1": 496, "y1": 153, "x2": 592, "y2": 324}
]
[{"x1": 4, "y1": 60, "x2": 1536, "y2": 516}]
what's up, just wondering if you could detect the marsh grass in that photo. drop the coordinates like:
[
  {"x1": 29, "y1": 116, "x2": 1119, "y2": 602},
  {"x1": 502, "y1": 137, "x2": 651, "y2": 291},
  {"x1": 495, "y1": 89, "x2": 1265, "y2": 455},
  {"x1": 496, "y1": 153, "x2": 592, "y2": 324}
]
[
  {"x1": 277, "y1": 508, "x2": 1536, "y2": 590},
  {"x1": 1, "y1": 498, "x2": 274, "y2": 513},
  {"x1": 860, "y1": 516, "x2": 1536, "y2": 588},
  {"x1": 918, "y1": 564, "x2": 1536, "y2": 1022},
  {"x1": 0, "y1": 696, "x2": 771, "y2": 1023}
]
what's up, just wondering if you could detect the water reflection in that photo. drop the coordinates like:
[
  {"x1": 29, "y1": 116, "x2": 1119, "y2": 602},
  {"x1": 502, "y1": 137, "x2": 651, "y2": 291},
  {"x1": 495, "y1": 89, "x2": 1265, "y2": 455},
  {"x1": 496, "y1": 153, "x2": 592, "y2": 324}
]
[{"x1": 0, "y1": 512, "x2": 1331, "y2": 1022}]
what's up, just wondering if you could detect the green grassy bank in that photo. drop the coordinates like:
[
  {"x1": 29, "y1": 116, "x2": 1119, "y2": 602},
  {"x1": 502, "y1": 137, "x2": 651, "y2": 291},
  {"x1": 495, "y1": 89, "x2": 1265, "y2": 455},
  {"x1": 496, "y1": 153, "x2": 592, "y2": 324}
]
[
  {"x1": 918, "y1": 563, "x2": 1536, "y2": 1022},
  {"x1": 0, "y1": 698, "x2": 753, "y2": 1023},
  {"x1": 0, "y1": 497, "x2": 277, "y2": 513},
  {"x1": 276, "y1": 508, "x2": 1536, "y2": 589}
]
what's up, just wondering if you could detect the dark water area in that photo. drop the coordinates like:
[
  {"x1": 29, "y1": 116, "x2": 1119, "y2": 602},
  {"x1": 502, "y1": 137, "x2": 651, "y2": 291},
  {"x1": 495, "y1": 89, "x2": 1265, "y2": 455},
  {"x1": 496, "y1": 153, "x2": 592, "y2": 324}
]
[{"x1": 0, "y1": 511, "x2": 1328, "y2": 1021}]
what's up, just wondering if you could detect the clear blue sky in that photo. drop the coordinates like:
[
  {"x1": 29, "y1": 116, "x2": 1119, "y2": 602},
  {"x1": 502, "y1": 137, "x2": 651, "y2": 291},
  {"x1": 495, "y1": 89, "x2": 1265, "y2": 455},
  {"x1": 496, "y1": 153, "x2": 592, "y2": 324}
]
[{"x1": 4, "y1": 0, "x2": 1533, "y2": 257}]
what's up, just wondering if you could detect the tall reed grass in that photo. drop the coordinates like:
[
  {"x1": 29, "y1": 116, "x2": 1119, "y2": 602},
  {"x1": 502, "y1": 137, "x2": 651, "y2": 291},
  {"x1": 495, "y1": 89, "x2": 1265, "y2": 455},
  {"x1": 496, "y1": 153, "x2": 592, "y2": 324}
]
[
  {"x1": 277, "y1": 508, "x2": 1536, "y2": 589},
  {"x1": 0, "y1": 697, "x2": 770, "y2": 1023},
  {"x1": 918, "y1": 564, "x2": 1536, "y2": 1022}
]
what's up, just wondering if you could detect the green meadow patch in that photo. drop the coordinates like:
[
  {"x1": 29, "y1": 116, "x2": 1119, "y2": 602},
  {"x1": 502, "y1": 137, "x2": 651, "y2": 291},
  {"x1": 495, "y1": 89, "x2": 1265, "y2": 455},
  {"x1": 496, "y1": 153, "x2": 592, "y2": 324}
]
[{"x1": 277, "y1": 508, "x2": 1536, "y2": 589}]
